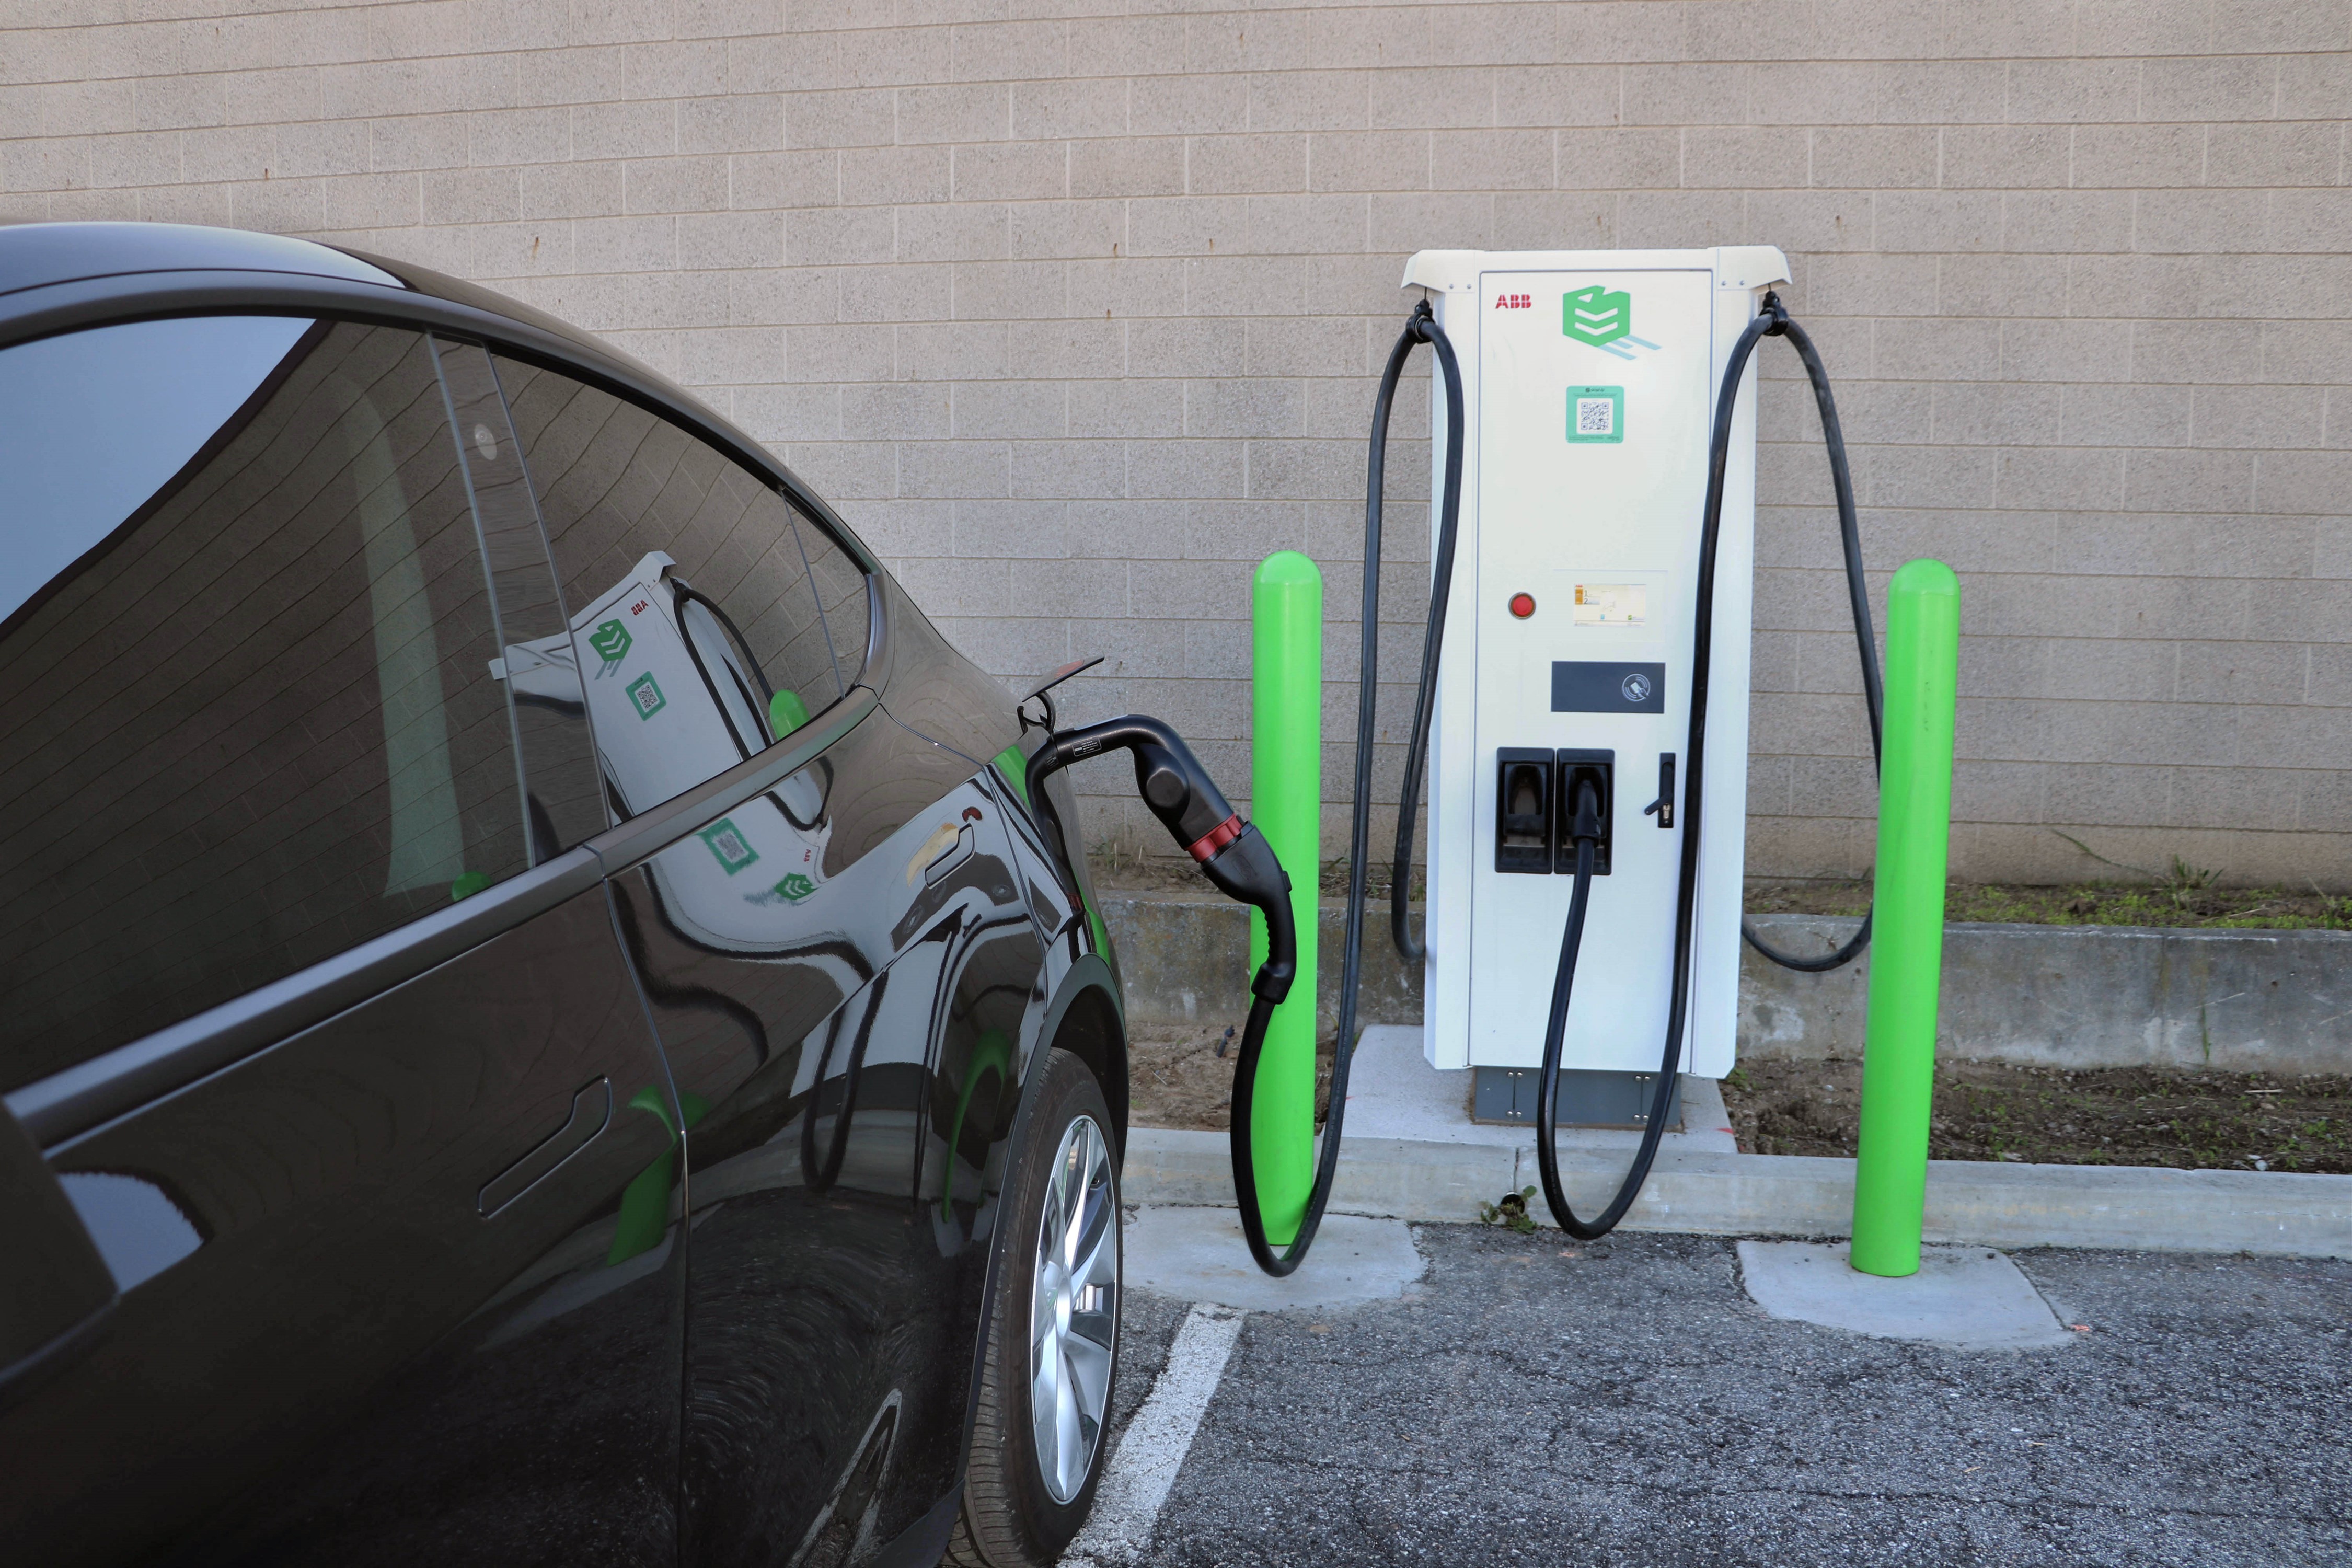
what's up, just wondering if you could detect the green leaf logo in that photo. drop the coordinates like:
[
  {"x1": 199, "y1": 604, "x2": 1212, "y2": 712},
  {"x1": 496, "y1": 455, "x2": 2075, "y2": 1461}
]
[
  {"x1": 1564, "y1": 285, "x2": 1632, "y2": 348},
  {"x1": 590, "y1": 618, "x2": 633, "y2": 664},
  {"x1": 773, "y1": 872, "x2": 816, "y2": 903}
]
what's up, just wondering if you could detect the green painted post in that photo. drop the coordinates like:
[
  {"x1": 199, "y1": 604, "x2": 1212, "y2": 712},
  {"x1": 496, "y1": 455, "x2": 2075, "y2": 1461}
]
[
  {"x1": 1851, "y1": 558, "x2": 1962, "y2": 1278},
  {"x1": 1249, "y1": 551, "x2": 1321, "y2": 1246}
]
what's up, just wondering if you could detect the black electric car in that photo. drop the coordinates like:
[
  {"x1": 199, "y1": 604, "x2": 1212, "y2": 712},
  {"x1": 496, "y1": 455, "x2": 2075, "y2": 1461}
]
[{"x1": 0, "y1": 222, "x2": 1129, "y2": 1568}]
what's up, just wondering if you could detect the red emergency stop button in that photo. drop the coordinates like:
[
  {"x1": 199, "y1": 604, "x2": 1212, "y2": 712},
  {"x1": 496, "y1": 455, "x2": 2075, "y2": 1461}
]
[{"x1": 1508, "y1": 592, "x2": 1536, "y2": 620}]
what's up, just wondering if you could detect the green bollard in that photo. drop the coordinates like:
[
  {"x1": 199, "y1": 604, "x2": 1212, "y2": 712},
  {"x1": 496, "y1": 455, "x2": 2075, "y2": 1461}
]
[
  {"x1": 1850, "y1": 559, "x2": 1962, "y2": 1277},
  {"x1": 1249, "y1": 551, "x2": 1321, "y2": 1246}
]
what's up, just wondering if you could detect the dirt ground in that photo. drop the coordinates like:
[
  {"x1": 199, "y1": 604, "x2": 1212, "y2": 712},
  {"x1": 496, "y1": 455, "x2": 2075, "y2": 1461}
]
[
  {"x1": 1128, "y1": 1021, "x2": 1335, "y2": 1133},
  {"x1": 1722, "y1": 1057, "x2": 2352, "y2": 1173}
]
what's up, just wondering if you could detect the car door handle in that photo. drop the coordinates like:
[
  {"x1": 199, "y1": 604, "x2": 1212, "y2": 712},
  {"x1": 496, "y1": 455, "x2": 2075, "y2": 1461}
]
[
  {"x1": 922, "y1": 823, "x2": 977, "y2": 886},
  {"x1": 479, "y1": 1078, "x2": 612, "y2": 1218}
]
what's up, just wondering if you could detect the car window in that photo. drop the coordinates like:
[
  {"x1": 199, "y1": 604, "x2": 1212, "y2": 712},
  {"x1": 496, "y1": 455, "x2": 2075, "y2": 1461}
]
[
  {"x1": 495, "y1": 358, "x2": 870, "y2": 815},
  {"x1": 0, "y1": 318, "x2": 543, "y2": 1090}
]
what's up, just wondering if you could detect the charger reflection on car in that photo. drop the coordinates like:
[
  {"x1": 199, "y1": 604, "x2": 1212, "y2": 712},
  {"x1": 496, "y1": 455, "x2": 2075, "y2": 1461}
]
[{"x1": 499, "y1": 549, "x2": 835, "y2": 946}]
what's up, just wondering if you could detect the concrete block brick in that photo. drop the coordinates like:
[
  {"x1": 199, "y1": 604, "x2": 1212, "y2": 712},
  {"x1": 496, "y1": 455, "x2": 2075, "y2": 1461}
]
[
  {"x1": 898, "y1": 202, "x2": 1010, "y2": 262},
  {"x1": 1803, "y1": 126, "x2": 1933, "y2": 189},
  {"x1": 818, "y1": 27, "x2": 931, "y2": 91},
  {"x1": 2034, "y1": 638, "x2": 2176, "y2": 706},
  {"x1": 1187, "y1": 131, "x2": 1307, "y2": 195},
  {"x1": 2208, "y1": 121, "x2": 2346, "y2": 189},
  {"x1": 952, "y1": 380, "x2": 1062, "y2": 439},
  {"x1": 1420, "y1": 126, "x2": 1548, "y2": 193},
  {"x1": 901, "y1": 440, "x2": 1011, "y2": 499},
  {"x1": 1800, "y1": 252, "x2": 1935, "y2": 318},
  {"x1": 897, "y1": 554, "x2": 1014, "y2": 614},
  {"x1": 1013, "y1": 78, "x2": 1126, "y2": 142},
  {"x1": 679, "y1": 210, "x2": 783, "y2": 269},
  {"x1": 1858, "y1": 191, "x2": 1989, "y2": 256},
  {"x1": 951, "y1": 140, "x2": 1063, "y2": 202},
  {"x1": 366, "y1": 113, "x2": 471, "y2": 176},
  {"x1": 1130, "y1": 72, "x2": 1248, "y2": 138},
  {"x1": 786, "y1": 88, "x2": 892, "y2": 150},
  {"x1": 1009, "y1": 319, "x2": 1124, "y2": 381},
  {"x1": 1491, "y1": 64, "x2": 1622, "y2": 129},
  {"x1": 2071, "y1": 123, "x2": 2205, "y2": 190},
  {"x1": 727, "y1": 32, "x2": 841, "y2": 95},
  {"x1": 1995, "y1": 446, "x2": 2126, "y2": 511},
  {"x1": 786, "y1": 203, "x2": 892, "y2": 265},
  {"x1": 573, "y1": 100, "x2": 674, "y2": 163},
  {"x1": 670, "y1": 324, "x2": 788, "y2": 389},
  {"x1": 177, "y1": 125, "x2": 267, "y2": 185},
  {"x1": 1370, "y1": 190, "x2": 1493, "y2": 252},
  {"x1": 1025, "y1": 556, "x2": 1134, "y2": 617},
  {"x1": 1068, "y1": 16, "x2": 1187, "y2": 80},
  {"x1": 1247, "y1": 438, "x2": 1369, "y2": 502},
  {"x1": 1185, "y1": 377, "x2": 1304, "y2": 440},
  {"x1": 1749, "y1": 190, "x2": 1873, "y2": 253},
  {"x1": 132, "y1": 72, "x2": 222, "y2": 133},
  {"x1": 2003, "y1": 190, "x2": 2134, "y2": 254},
  {"x1": 1999, "y1": 318, "x2": 2133, "y2": 385},
  {"x1": 1242, "y1": 315, "x2": 1374, "y2": 381},
  {"x1": 1685, "y1": 0, "x2": 1820, "y2": 62},
  {"x1": 1011, "y1": 199, "x2": 1125, "y2": 261},
  {"x1": 136, "y1": 183, "x2": 231, "y2": 227},
  {"x1": 1492, "y1": 190, "x2": 1616, "y2": 249},
  {"x1": 1066, "y1": 256, "x2": 1189, "y2": 320},
  {"x1": 840, "y1": 144, "x2": 950, "y2": 206},
  {"x1": 1181, "y1": 497, "x2": 1307, "y2": 562},
  {"x1": 895, "y1": 321, "x2": 1012, "y2": 382},
  {"x1": 2271, "y1": 191, "x2": 2352, "y2": 255},
  {"x1": 2059, "y1": 384, "x2": 2191, "y2": 448},
  {"x1": 1182, "y1": 254, "x2": 1305, "y2": 317},
  {"x1": 951, "y1": 259, "x2": 1068, "y2": 321},
  {"x1": 679, "y1": 94, "x2": 785, "y2": 156},
  {"x1": 1247, "y1": 70, "x2": 1370, "y2": 134},
  {"x1": 1011, "y1": 439, "x2": 1127, "y2": 499},
  {"x1": 1069, "y1": 137, "x2": 1180, "y2": 201},
  {"x1": 845, "y1": 382, "x2": 952, "y2": 441},
  {"x1": 1066, "y1": 499, "x2": 1188, "y2": 561},
  {"x1": 1126, "y1": 437, "x2": 1244, "y2": 500},
  {"x1": 1367, "y1": 67, "x2": 1496, "y2": 132},
  {"x1": 1679, "y1": 126, "x2": 1803, "y2": 189},
  {"x1": 2074, "y1": 0, "x2": 2211, "y2": 56},
  {"x1": 1621, "y1": 62, "x2": 1748, "y2": 126},
  {"x1": 2142, "y1": 56, "x2": 2282, "y2": 123},
  {"x1": 423, "y1": 164, "x2": 520, "y2": 223},
  {"x1": 625, "y1": 156, "x2": 729, "y2": 215},
  {"x1": 2135, "y1": 319, "x2": 2266, "y2": 387},
  {"x1": 226, "y1": 175, "x2": 325, "y2": 233},
  {"x1": 468, "y1": 107, "x2": 569, "y2": 170},
  {"x1": 785, "y1": 322, "x2": 894, "y2": 383},
  {"x1": 735, "y1": 382, "x2": 839, "y2": 443},
  {"x1": 1069, "y1": 379, "x2": 1183, "y2": 439},
  {"x1": 2007, "y1": 59, "x2": 2141, "y2": 124},
  {"x1": 949, "y1": 19, "x2": 1065, "y2": 84},
  {"x1": 1613, "y1": 189, "x2": 1742, "y2": 249},
  {"x1": 1250, "y1": 191, "x2": 1368, "y2": 255},
  {"x1": 951, "y1": 494, "x2": 1068, "y2": 560},
  {"x1": 1129, "y1": 194, "x2": 1247, "y2": 257},
  {"x1": 2254, "y1": 451, "x2": 2352, "y2": 516},
  {"x1": 321, "y1": 170, "x2": 422, "y2": 229},
  {"x1": 1930, "y1": 255, "x2": 2063, "y2": 319},
  {"x1": 837, "y1": 257, "x2": 946, "y2": 322},
  {"x1": 1936, "y1": 125, "x2": 2066, "y2": 191},
  {"x1": 2189, "y1": 514, "x2": 2318, "y2": 581},
  {"x1": 619, "y1": 39, "x2": 727, "y2": 102},
  {"x1": 2134, "y1": 189, "x2": 2269, "y2": 256},
  {"x1": 1547, "y1": 128, "x2": 1674, "y2": 191},
  {"x1": 2277, "y1": 51, "x2": 2352, "y2": 120},
  {"x1": 729, "y1": 149, "x2": 836, "y2": 211},
  {"x1": 1129, "y1": 317, "x2": 1246, "y2": 379},
  {"x1": 2191, "y1": 384, "x2": 2326, "y2": 450},
  {"x1": 1870, "y1": 319, "x2": 1996, "y2": 385},
  {"x1": 518, "y1": 159, "x2": 621, "y2": 222}
]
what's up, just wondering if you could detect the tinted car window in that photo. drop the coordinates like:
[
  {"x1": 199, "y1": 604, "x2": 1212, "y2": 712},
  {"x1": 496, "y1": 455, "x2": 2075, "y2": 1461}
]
[
  {"x1": 0, "y1": 318, "x2": 532, "y2": 1089},
  {"x1": 495, "y1": 359, "x2": 868, "y2": 814}
]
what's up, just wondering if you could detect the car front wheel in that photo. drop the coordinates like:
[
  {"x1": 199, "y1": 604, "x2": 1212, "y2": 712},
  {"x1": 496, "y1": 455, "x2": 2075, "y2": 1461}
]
[{"x1": 947, "y1": 1047, "x2": 1120, "y2": 1566}]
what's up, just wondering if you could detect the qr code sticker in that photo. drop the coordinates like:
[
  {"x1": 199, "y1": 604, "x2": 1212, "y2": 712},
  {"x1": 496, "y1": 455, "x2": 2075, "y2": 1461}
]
[{"x1": 1576, "y1": 397, "x2": 1615, "y2": 436}]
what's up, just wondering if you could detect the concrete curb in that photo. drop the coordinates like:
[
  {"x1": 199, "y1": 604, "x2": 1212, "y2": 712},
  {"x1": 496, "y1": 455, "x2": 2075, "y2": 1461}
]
[
  {"x1": 1122, "y1": 1127, "x2": 2352, "y2": 1259},
  {"x1": 1100, "y1": 893, "x2": 2352, "y2": 1073}
]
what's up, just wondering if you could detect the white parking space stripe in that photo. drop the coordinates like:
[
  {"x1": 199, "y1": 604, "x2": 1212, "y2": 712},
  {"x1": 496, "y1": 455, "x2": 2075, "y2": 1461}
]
[{"x1": 1063, "y1": 1303, "x2": 1244, "y2": 1566}]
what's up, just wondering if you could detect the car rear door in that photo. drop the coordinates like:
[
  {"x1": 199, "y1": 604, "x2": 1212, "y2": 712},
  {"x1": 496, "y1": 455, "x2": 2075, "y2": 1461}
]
[{"x1": 0, "y1": 316, "x2": 685, "y2": 1565}]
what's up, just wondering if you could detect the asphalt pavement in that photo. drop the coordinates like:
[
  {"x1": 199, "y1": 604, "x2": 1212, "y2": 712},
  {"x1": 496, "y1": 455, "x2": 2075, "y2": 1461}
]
[{"x1": 1097, "y1": 1221, "x2": 2351, "y2": 1567}]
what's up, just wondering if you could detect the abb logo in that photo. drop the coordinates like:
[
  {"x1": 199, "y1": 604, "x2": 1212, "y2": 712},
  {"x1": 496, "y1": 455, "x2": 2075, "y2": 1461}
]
[
  {"x1": 629, "y1": 598, "x2": 650, "y2": 616},
  {"x1": 1494, "y1": 293, "x2": 1534, "y2": 309}
]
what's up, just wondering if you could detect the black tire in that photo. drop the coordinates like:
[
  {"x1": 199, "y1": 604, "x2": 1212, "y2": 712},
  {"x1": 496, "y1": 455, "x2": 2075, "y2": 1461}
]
[{"x1": 946, "y1": 1048, "x2": 1121, "y2": 1567}]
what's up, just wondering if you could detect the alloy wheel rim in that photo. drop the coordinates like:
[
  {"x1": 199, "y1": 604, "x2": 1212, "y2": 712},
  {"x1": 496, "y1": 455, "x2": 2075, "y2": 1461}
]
[{"x1": 1029, "y1": 1113, "x2": 1117, "y2": 1504}]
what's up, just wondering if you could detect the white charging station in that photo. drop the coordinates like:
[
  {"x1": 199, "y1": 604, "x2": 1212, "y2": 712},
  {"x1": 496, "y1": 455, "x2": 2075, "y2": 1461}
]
[{"x1": 1402, "y1": 247, "x2": 1790, "y2": 1120}]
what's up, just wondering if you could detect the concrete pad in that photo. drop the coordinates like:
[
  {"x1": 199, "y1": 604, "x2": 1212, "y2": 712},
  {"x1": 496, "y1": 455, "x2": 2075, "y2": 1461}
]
[
  {"x1": 1123, "y1": 1205, "x2": 1424, "y2": 1312},
  {"x1": 1737, "y1": 1239, "x2": 2076, "y2": 1351}
]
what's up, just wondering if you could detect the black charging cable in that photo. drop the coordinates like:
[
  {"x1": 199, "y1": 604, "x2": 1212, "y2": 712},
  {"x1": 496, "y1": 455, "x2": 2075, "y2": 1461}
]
[{"x1": 1733, "y1": 295, "x2": 1885, "y2": 974}]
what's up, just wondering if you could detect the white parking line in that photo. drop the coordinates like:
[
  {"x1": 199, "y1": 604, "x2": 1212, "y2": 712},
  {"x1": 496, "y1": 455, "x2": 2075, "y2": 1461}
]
[{"x1": 1062, "y1": 1302, "x2": 1244, "y2": 1567}]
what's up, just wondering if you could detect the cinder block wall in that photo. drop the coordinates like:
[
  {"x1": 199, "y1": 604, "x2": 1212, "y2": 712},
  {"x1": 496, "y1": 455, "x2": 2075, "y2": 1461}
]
[{"x1": 6, "y1": 3, "x2": 2349, "y2": 887}]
